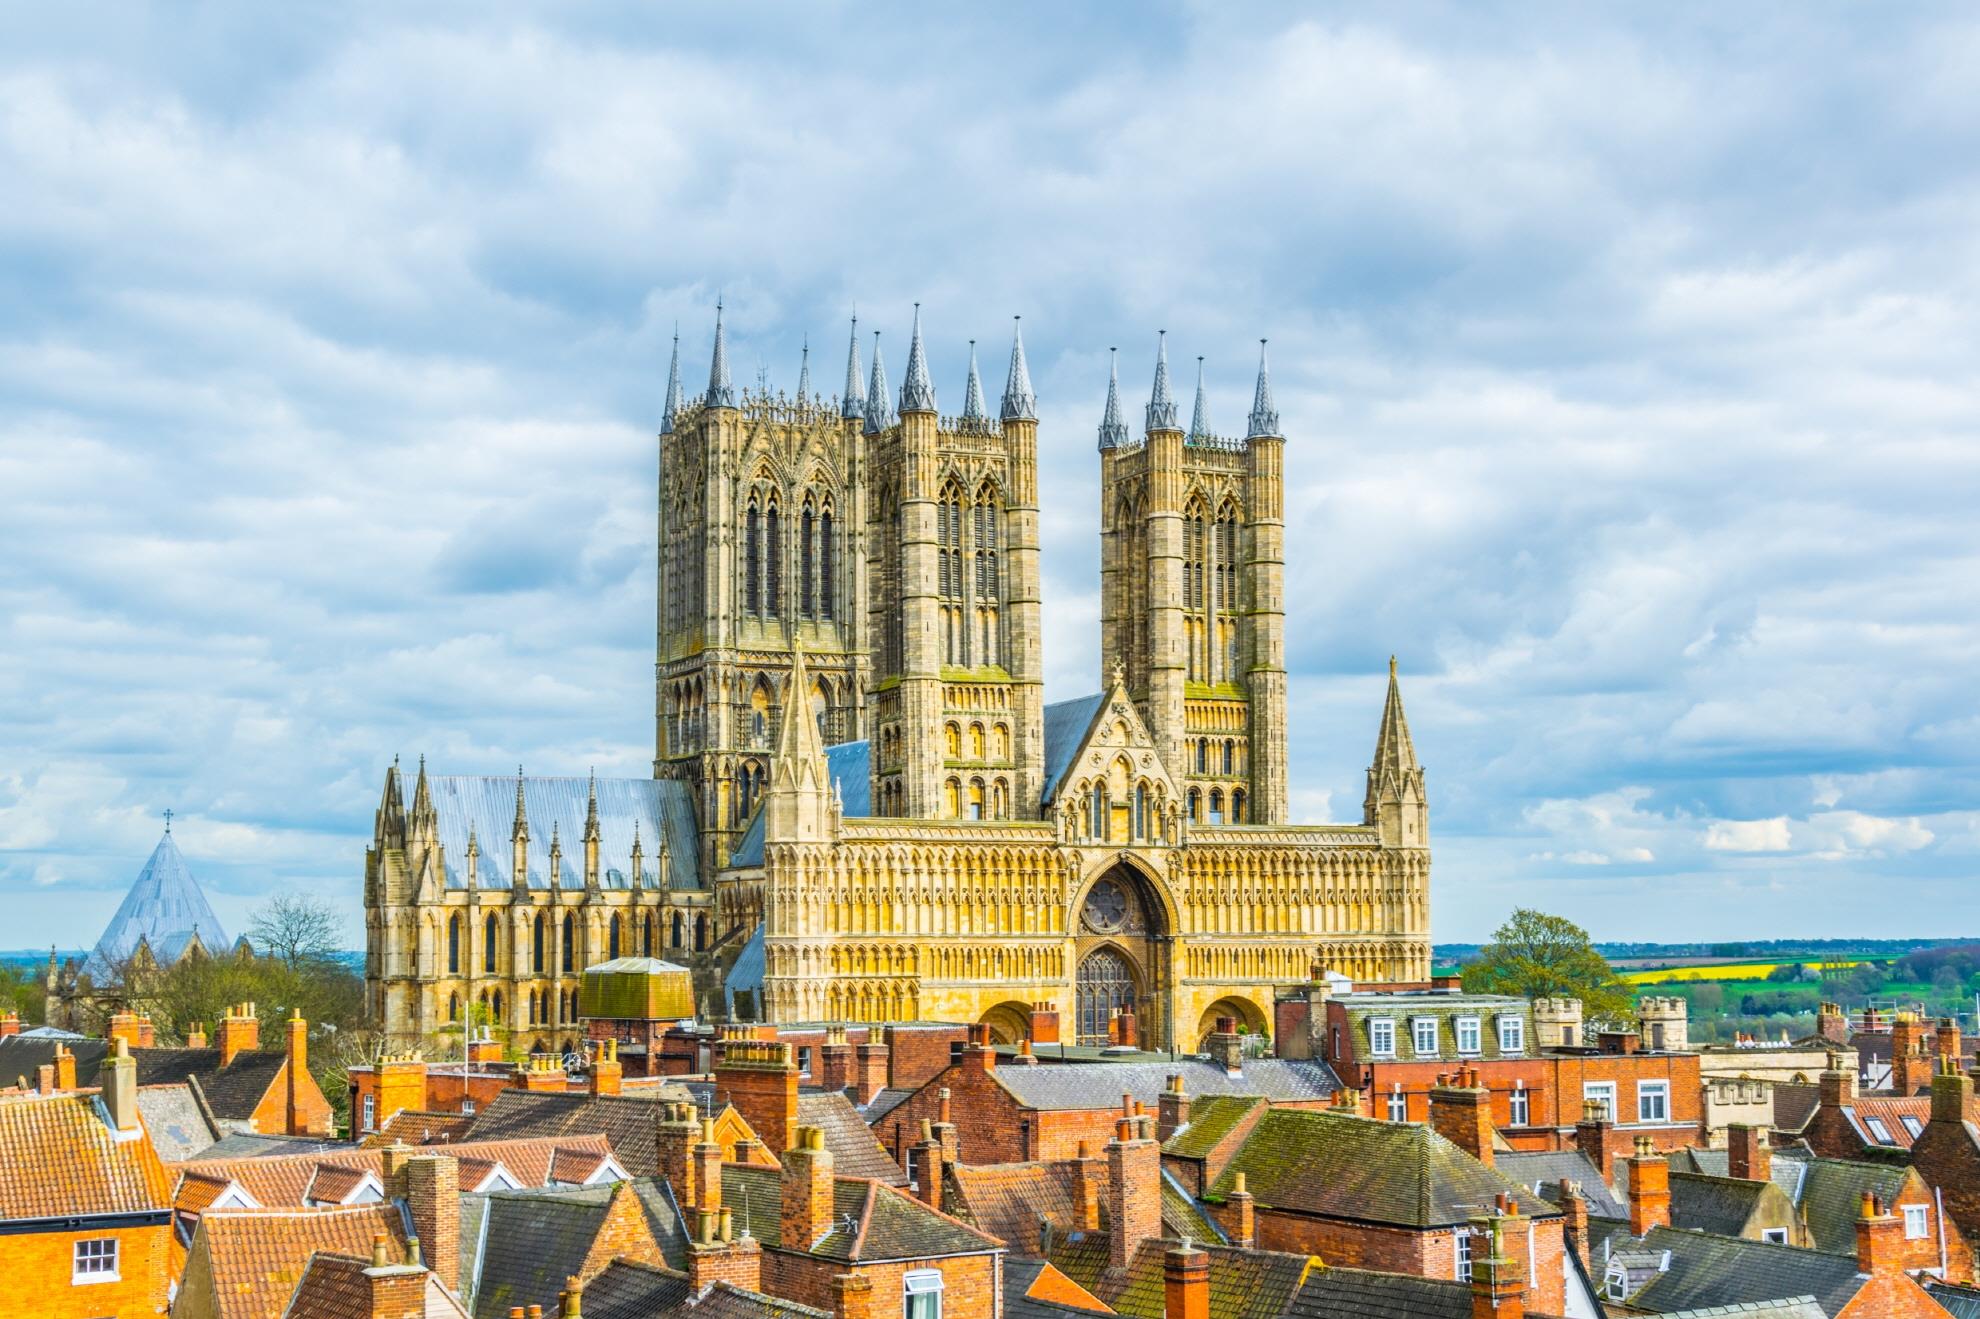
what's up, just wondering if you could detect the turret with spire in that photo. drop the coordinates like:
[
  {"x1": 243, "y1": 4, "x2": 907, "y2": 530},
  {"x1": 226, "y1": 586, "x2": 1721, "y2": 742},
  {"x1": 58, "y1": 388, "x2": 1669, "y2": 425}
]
[
  {"x1": 1363, "y1": 658, "x2": 1428, "y2": 848},
  {"x1": 841, "y1": 314, "x2": 865, "y2": 420},
  {"x1": 960, "y1": 340, "x2": 987, "y2": 426},
  {"x1": 661, "y1": 328, "x2": 685, "y2": 434},
  {"x1": 1244, "y1": 338, "x2": 1288, "y2": 822},
  {"x1": 765, "y1": 643, "x2": 835, "y2": 843},
  {"x1": 899, "y1": 304, "x2": 937, "y2": 414},
  {"x1": 511, "y1": 767, "x2": 530, "y2": 889},
  {"x1": 863, "y1": 332, "x2": 892, "y2": 434},
  {"x1": 705, "y1": 300, "x2": 735, "y2": 408},
  {"x1": 583, "y1": 770, "x2": 602, "y2": 887},
  {"x1": 996, "y1": 316, "x2": 1046, "y2": 814},
  {"x1": 1001, "y1": 316, "x2": 1036, "y2": 423},
  {"x1": 1097, "y1": 348, "x2": 1128, "y2": 450}
]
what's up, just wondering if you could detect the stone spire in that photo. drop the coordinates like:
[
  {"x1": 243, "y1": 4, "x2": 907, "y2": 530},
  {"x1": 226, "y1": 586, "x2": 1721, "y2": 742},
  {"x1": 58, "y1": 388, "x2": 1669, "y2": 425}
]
[
  {"x1": 1363, "y1": 657, "x2": 1428, "y2": 844},
  {"x1": 1097, "y1": 348, "x2": 1129, "y2": 450},
  {"x1": 796, "y1": 335, "x2": 811, "y2": 401},
  {"x1": 1146, "y1": 331, "x2": 1179, "y2": 433},
  {"x1": 511, "y1": 766, "x2": 529, "y2": 844},
  {"x1": 583, "y1": 769, "x2": 601, "y2": 844},
  {"x1": 411, "y1": 753, "x2": 433, "y2": 818},
  {"x1": 705, "y1": 299, "x2": 735, "y2": 408},
  {"x1": 1246, "y1": 339, "x2": 1281, "y2": 439},
  {"x1": 961, "y1": 340, "x2": 987, "y2": 422},
  {"x1": 661, "y1": 327, "x2": 684, "y2": 434},
  {"x1": 899, "y1": 303, "x2": 937, "y2": 414},
  {"x1": 863, "y1": 332, "x2": 892, "y2": 435},
  {"x1": 510, "y1": 766, "x2": 530, "y2": 889},
  {"x1": 1001, "y1": 317, "x2": 1037, "y2": 422},
  {"x1": 1189, "y1": 356, "x2": 1211, "y2": 441},
  {"x1": 765, "y1": 643, "x2": 834, "y2": 843},
  {"x1": 841, "y1": 314, "x2": 865, "y2": 419}
]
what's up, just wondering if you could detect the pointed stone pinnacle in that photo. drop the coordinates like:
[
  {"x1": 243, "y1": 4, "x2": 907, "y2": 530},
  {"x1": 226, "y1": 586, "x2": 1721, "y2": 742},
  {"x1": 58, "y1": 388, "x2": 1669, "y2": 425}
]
[
  {"x1": 1189, "y1": 355, "x2": 1211, "y2": 441},
  {"x1": 841, "y1": 314, "x2": 865, "y2": 419},
  {"x1": 705, "y1": 298, "x2": 735, "y2": 408},
  {"x1": 864, "y1": 332, "x2": 892, "y2": 435},
  {"x1": 1146, "y1": 331, "x2": 1179, "y2": 433},
  {"x1": 900, "y1": 303, "x2": 937, "y2": 414},
  {"x1": 1001, "y1": 316, "x2": 1037, "y2": 422},
  {"x1": 1098, "y1": 348, "x2": 1128, "y2": 451},
  {"x1": 796, "y1": 335, "x2": 811, "y2": 401},
  {"x1": 1247, "y1": 338, "x2": 1281, "y2": 439},
  {"x1": 961, "y1": 340, "x2": 987, "y2": 422},
  {"x1": 662, "y1": 328, "x2": 684, "y2": 434}
]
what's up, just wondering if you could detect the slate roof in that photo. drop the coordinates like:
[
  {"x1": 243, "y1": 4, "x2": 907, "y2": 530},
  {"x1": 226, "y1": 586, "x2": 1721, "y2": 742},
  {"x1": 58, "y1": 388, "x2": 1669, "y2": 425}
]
[
  {"x1": 1612, "y1": 1225, "x2": 1866, "y2": 1315},
  {"x1": 1162, "y1": 1094, "x2": 1265, "y2": 1160},
  {"x1": 861, "y1": 1086, "x2": 917, "y2": 1125},
  {"x1": 1161, "y1": 1171, "x2": 1226, "y2": 1244},
  {"x1": 1498, "y1": 1148, "x2": 1625, "y2": 1217},
  {"x1": 1205, "y1": 1107, "x2": 1556, "y2": 1229},
  {"x1": 0, "y1": 1036, "x2": 294, "y2": 1124},
  {"x1": 1041, "y1": 694, "x2": 1106, "y2": 803},
  {"x1": 200, "y1": 1132, "x2": 351, "y2": 1159},
  {"x1": 1049, "y1": 1238, "x2": 1318, "y2": 1319},
  {"x1": 138, "y1": 1080, "x2": 223, "y2": 1161},
  {"x1": 1284, "y1": 1265, "x2": 1474, "y2": 1319},
  {"x1": 1668, "y1": 1171, "x2": 1779, "y2": 1238},
  {"x1": 719, "y1": 1164, "x2": 997, "y2": 1261},
  {"x1": 797, "y1": 1090, "x2": 907, "y2": 1186},
  {"x1": 0, "y1": 1089, "x2": 173, "y2": 1220},
  {"x1": 460, "y1": 1087, "x2": 688, "y2": 1172},
  {"x1": 945, "y1": 1158, "x2": 1225, "y2": 1253},
  {"x1": 1668, "y1": 1148, "x2": 1809, "y2": 1205},
  {"x1": 991, "y1": 1058, "x2": 1336, "y2": 1111},
  {"x1": 404, "y1": 774, "x2": 701, "y2": 891},
  {"x1": 1773, "y1": 1084, "x2": 1821, "y2": 1135},
  {"x1": 189, "y1": 1204, "x2": 407, "y2": 1319},
  {"x1": 1653, "y1": 1303, "x2": 1827, "y2": 1319},
  {"x1": 466, "y1": 1181, "x2": 656, "y2": 1319},
  {"x1": 579, "y1": 1258, "x2": 830, "y2": 1319},
  {"x1": 1788, "y1": 1158, "x2": 1914, "y2": 1256},
  {"x1": 1929, "y1": 1280, "x2": 1980, "y2": 1319},
  {"x1": 87, "y1": 828, "x2": 229, "y2": 975}
]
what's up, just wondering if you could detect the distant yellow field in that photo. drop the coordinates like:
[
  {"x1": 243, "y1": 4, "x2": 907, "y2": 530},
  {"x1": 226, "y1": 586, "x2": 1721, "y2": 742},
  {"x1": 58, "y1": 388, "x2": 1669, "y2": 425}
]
[{"x1": 1622, "y1": 960, "x2": 1864, "y2": 985}]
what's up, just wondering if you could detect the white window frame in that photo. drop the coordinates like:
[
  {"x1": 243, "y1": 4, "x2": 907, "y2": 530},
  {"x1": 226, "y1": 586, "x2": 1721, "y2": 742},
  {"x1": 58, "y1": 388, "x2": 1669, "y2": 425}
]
[
  {"x1": 1762, "y1": 1227, "x2": 1789, "y2": 1244},
  {"x1": 1368, "y1": 1017, "x2": 1396, "y2": 1058},
  {"x1": 1412, "y1": 1017, "x2": 1439, "y2": 1056},
  {"x1": 1638, "y1": 1080, "x2": 1670, "y2": 1123},
  {"x1": 798, "y1": 1046, "x2": 813, "y2": 1078},
  {"x1": 1605, "y1": 1267, "x2": 1629, "y2": 1301},
  {"x1": 1455, "y1": 1016, "x2": 1482, "y2": 1055},
  {"x1": 1498, "y1": 1015, "x2": 1525, "y2": 1054},
  {"x1": 1901, "y1": 1115, "x2": 1925, "y2": 1139},
  {"x1": 1584, "y1": 1081, "x2": 1617, "y2": 1122},
  {"x1": 1866, "y1": 1116, "x2": 1894, "y2": 1145},
  {"x1": 1455, "y1": 1228, "x2": 1472, "y2": 1281},
  {"x1": 1905, "y1": 1204, "x2": 1930, "y2": 1239},
  {"x1": 361, "y1": 1092, "x2": 376, "y2": 1133},
  {"x1": 73, "y1": 1237, "x2": 119, "y2": 1284},
  {"x1": 1387, "y1": 1085, "x2": 1407, "y2": 1123},
  {"x1": 904, "y1": 1268, "x2": 944, "y2": 1319},
  {"x1": 1509, "y1": 1081, "x2": 1530, "y2": 1127}
]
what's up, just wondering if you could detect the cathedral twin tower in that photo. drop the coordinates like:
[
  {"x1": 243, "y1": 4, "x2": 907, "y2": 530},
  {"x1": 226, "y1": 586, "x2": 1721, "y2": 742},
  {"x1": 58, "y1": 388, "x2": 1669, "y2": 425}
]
[{"x1": 656, "y1": 306, "x2": 1291, "y2": 869}]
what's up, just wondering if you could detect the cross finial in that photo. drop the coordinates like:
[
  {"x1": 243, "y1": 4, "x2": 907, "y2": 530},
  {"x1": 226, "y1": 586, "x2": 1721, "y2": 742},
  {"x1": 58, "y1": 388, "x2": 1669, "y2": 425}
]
[{"x1": 163, "y1": 808, "x2": 173, "y2": 833}]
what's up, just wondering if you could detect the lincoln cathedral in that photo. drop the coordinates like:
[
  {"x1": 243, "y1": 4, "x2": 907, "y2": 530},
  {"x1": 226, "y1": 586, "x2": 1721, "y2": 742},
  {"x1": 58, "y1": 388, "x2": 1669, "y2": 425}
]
[{"x1": 364, "y1": 305, "x2": 1432, "y2": 1055}]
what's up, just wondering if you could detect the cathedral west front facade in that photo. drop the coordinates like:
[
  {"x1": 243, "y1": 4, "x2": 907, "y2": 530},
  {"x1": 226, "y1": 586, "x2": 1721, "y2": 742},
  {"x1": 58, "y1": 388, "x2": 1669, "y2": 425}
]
[{"x1": 365, "y1": 305, "x2": 1432, "y2": 1055}]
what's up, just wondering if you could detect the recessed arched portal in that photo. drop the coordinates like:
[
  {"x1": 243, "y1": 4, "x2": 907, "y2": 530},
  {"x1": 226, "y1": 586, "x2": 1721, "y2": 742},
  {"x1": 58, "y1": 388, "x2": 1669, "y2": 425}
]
[
  {"x1": 1070, "y1": 861, "x2": 1173, "y2": 1048},
  {"x1": 1196, "y1": 995, "x2": 1269, "y2": 1048},
  {"x1": 978, "y1": 1000, "x2": 1034, "y2": 1046}
]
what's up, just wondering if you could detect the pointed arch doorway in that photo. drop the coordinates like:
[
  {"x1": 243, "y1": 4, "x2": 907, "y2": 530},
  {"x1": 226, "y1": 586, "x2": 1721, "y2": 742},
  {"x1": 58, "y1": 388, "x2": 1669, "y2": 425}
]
[{"x1": 1072, "y1": 863, "x2": 1171, "y2": 1048}]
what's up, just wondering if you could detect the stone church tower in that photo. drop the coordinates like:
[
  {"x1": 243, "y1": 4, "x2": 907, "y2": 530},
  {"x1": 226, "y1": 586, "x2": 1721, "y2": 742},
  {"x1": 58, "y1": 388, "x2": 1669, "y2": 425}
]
[{"x1": 1099, "y1": 336, "x2": 1288, "y2": 826}]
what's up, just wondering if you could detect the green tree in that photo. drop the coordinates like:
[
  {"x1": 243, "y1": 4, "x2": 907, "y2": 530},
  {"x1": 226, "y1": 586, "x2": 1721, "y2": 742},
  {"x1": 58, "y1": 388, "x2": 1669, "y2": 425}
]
[{"x1": 1461, "y1": 908, "x2": 1635, "y2": 1028}]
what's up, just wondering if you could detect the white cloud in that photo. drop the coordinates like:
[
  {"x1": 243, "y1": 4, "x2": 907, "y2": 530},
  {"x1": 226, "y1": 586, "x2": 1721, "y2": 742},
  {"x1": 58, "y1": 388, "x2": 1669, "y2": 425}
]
[{"x1": 1704, "y1": 818, "x2": 1795, "y2": 853}]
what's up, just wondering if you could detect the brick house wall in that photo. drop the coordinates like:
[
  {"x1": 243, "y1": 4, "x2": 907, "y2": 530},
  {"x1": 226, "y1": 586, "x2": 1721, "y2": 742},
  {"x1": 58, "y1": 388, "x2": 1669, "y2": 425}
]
[
  {"x1": 15, "y1": 1218, "x2": 175, "y2": 1319},
  {"x1": 759, "y1": 1250, "x2": 998, "y2": 1319},
  {"x1": 246, "y1": 1057, "x2": 336, "y2": 1137}
]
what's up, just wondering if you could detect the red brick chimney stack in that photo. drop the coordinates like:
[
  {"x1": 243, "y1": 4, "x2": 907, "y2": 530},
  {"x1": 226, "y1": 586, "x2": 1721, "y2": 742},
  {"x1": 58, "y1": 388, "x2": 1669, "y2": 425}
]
[
  {"x1": 1106, "y1": 1116, "x2": 1160, "y2": 1273},
  {"x1": 52, "y1": 1043, "x2": 77, "y2": 1091},
  {"x1": 909, "y1": 1120, "x2": 946, "y2": 1211},
  {"x1": 1726, "y1": 1123, "x2": 1771, "y2": 1183},
  {"x1": 691, "y1": 1117, "x2": 724, "y2": 1215},
  {"x1": 964, "y1": 1022, "x2": 998, "y2": 1072},
  {"x1": 1856, "y1": 1192, "x2": 1902, "y2": 1276},
  {"x1": 1028, "y1": 1002, "x2": 1061, "y2": 1046},
  {"x1": 782, "y1": 1125, "x2": 835, "y2": 1252},
  {"x1": 1816, "y1": 1001, "x2": 1849, "y2": 1045},
  {"x1": 1468, "y1": 1207, "x2": 1528, "y2": 1319},
  {"x1": 1206, "y1": 1016, "x2": 1243, "y2": 1076},
  {"x1": 1932, "y1": 1055, "x2": 1973, "y2": 1125},
  {"x1": 655, "y1": 1100, "x2": 703, "y2": 1202},
  {"x1": 717, "y1": 1039, "x2": 800, "y2": 1154},
  {"x1": 818, "y1": 1026, "x2": 854, "y2": 1094},
  {"x1": 589, "y1": 1039, "x2": 623, "y2": 1097},
  {"x1": 0, "y1": 1011, "x2": 18, "y2": 1039},
  {"x1": 832, "y1": 1271, "x2": 873, "y2": 1319},
  {"x1": 1157, "y1": 1073, "x2": 1191, "y2": 1142},
  {"x1": 218, "y1": 1002, "x2": 260, "y2": 1067},
  {"x1": 1071, "y1": 1140, "x2": 1103, "y2": 1233},
  {"x1": 1557, "y1": 1179, "x2": 1590, "y2": 1270},
  {"x1": 403, "y1": 1154, "x2": 461, "y2": 1293},
  {"x1": 1163, "y1": 1243, "x2": 1210, "y2": 1319},
  {"x1": 185, "y1": 1021, "x2": 208, "y2": 1048},
  {"x1": 1430, "y1": 1068, "x2": 1496, "y2": 1168},
  {"x1": 1575, "y1": 1099, "x2": 1615, "y2": 1182},
  {"x1": 1626, "y1": 1136, "x2": 1670, "y2": 1236},
  {"x1": 852, "y1": 1036, "x2": 889, "y2": 1105},
  {"x1": 1819, "y1": 1052, "x2": 1857, "y2": 1108},
  {"x1": 1229, "y1": 1171, "x2": 1256, "y2": 1248}
]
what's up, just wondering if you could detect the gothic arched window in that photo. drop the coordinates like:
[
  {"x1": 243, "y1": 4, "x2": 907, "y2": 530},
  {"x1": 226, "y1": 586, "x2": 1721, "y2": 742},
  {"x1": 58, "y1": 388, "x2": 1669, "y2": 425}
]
[
  {"x1": 562, "y1": 913, "x2": 575, "y2": 974},
  {"x1": 765, "y1": 501, "x2": 782, "y2": 614},
  {"x1": 484, "y1": 914, "x2": 498, "y2": 974},
  {"x1": 819, "y1": 508, "x2": 835, "y2": 619},
  {"x1": 672, "y1": 911, "x2": 684, "y2": 948},
  {"x1": 533, "y1": 914, "x2": 546, "y2": 973},
  {"x1": 447, "y1": 915, "x2": 460, "y2": 975},
  {"x1": 608, "y1": 914, "x2": 621, "y2": 959},
  {"x1": 800, "y1": 502, "x2": 816, "y2": 618},
  {"x1": 745, "y1": 498, "x2": 761, "y2": 615}
]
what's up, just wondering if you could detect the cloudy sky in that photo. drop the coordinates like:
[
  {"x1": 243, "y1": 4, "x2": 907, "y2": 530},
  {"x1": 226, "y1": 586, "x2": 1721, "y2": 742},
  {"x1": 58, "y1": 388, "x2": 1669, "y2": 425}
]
[{"x1": 3, "y1": 3, "x2": 1977, "y2": 949}]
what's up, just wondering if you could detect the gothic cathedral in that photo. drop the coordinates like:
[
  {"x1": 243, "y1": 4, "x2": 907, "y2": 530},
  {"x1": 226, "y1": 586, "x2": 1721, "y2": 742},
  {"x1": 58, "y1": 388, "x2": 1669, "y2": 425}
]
[{"x1": 365, "y1": 305, "x2": 1431, "y2": 1055}]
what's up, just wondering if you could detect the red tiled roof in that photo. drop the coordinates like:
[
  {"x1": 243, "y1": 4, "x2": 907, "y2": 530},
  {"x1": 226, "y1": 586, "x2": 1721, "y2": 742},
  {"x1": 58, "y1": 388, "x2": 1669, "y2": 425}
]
[
  {"x1": 303, "y1": 1164, "x2": 375, "y2": 1204},
  {"x1": 0, "y1": 1089, "x2": 172, "y2": 1220},
  {"x1": 549, "y1": 1146, "x2": 609, "y2": 1184},
  {"x1": 360, "y1": 1109, "x2": 473, "y2": 1148},
  {"x1": 190, "y1": 1204, "x2": 406, "y2": 1319},
  {"x1": 1835, "y1": 1096, "x2": 1980, "y2": 1149},
  {"x1": 172, "y1": 1133, "x2": 612, "y2": 1211}
]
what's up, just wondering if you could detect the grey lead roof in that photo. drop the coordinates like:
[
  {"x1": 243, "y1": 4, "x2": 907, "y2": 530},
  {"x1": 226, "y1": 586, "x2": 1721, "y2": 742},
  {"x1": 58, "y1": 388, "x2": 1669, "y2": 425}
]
[
  {"x1": 88, "y1": 829, "x2": 229, "y2": 976},
  {"x1": 990, "y1": 1058, "x2": 1337, "y2": 1112},
  {"x1": 1498, "y1": 1148, "x2": 1625, "y2": 1217},
  {"x1": 408, "y1": 775, "x2": 700, "y2": 891},
  {"x1": 1040, "y1": 693, "x2": 1105, "y2": 803}
]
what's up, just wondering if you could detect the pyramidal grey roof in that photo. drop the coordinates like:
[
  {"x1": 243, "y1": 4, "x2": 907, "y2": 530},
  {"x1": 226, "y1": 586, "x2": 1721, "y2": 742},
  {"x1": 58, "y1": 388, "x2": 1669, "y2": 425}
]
[{"x1": 88, "y1": 830, "x2": 228, "y2": 976}]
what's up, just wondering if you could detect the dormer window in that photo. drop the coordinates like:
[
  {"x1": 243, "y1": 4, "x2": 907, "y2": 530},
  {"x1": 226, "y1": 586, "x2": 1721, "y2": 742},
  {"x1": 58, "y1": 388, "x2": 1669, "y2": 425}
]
[
  {"x1": 1497, "y1": 1015, "x2": 1524, "y2": 1054},
  {"x1": 1455, "y1": 1016, "x2": 1481, "y2": 1055},
  {"x1": 1866, "y1": 1116, "x2": 1894, "y2": 1144},
  {"x1": 1412, "y1": 1018, "x2": 1439, "y2": 1056},
  {"x1": 1369, "y1": 1017, "x2": 1396, "y2": 1058}
]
